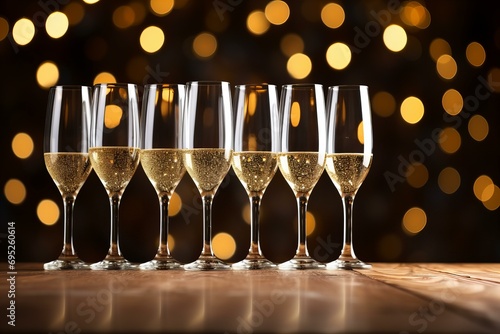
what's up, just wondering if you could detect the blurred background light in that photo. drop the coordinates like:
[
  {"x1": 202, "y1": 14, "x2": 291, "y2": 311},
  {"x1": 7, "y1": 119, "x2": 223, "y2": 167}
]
[
  {"x1": 12, "y1": 132, "x2": 34, "y2": 159},
  {"x1": 0, "y1": 17, "x2": 9, "y2": 41},
  {"x1": 36, "y1": 61, "x2": 59, "y2": 89},
  {"x1": 442, "y1": 88, "x2": 463, "y2": 116},
  {"x1": 192, "y1": 32, "x2": 217, "y2": 58},
  {"x1": 400, "y1": 96, "x2": 424, "y2": 124},
  {"x1": 436, "y1": 54, "x2": 457, "y2": 80},
  {"x1": 150, "y1": 0, "x2": 174, "y2": 16},
  {"x1": 45, "y1": 11, "x2": 69, "y2": 39},
  {"x1": 326, "y1": 42, "x2": 351, "y2": 70},
  {"x1": 383, "y1": 24, "x2": 407, "y2": 52},
  {"x1": 265, "y1": 0, "x2": 290, "y2": 25},
  {"x1": 438, "y1": 167, "x2": 461, "y2": 194},
  {"x1": 321, "y1": 3, "x2": 345, "y2": 29},
  {"x1": 406, "y1": 163, "x2": 428, "y2": 189},
  {"x1": 37, "y1": 199, "x2": 60, "y2": 226},
  {"x1": 429, "y1": 38, "x2": 451, "y2": 62},
  {"x1": 439, "y1": 127, "x2": 461, "y2": 154},
  {"x1": 12, "y1": 18, "x2": 35, "y2": 46},
  {"x1": 287, "y1": 53, "x2": 312, "y2": 79},
  {"x1": 247, "y1": 10, "x2": 270, "y2": 35},
  {"x1": 468, "y1": 114, "x2": 489, "y2": 141},
  {"x1": 140, "y1": 25, "x2": 165, "y2": 53},
  {"x1": 372, "y1": 91, "x2": 396, "y2": 117},
  {"x1": 93, "y1": 72, "x2": 117, "y2": 85},
  {"x1": 280, "y1": 33, "x2": 304, "y2": 57},
  {"x1": 63, "y1": 2, "x2": 85, "y2": 26},
  {"x1": 4, "y1": 179, "x2": 27, "y2": 205},
  {"x1": 212, "y1": 232, "x2": 237, "y2": 260},
  {"x1": 402, "y1": 207, "x2": 427, "y2": 235},
  {"x1": 466, "y1": 42, "x2": 486, "y2": 67}
]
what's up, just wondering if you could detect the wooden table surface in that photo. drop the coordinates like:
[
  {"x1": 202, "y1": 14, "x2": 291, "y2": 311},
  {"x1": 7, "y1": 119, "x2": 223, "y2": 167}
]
[{"x1": 1, "y1": 263, "x2": 500, "y2": 333}]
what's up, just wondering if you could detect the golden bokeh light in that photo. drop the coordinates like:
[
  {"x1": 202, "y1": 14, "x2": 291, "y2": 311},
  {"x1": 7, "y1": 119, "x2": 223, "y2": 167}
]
[
  {"x1": 306, "y1": 211, "x2": 316, "y2": 236},
  {"x1": 438, "y1": 167, "x2": 461, "y2": 194},
  {"x1": 383, "y1": 24, "x2": 407, "y2": 52},
  {"x1": 63, "y1": 2, "x2": 85, "y2": 26},
  {"x1": 468, "y1": 114, "x2": 489, "y2": 142},
  {"x1": 241, "y1": 203, "x2": 250, "y2": 224},
  {"x1": 37, "y1": 199, "x2": 60, "y2": 226},
  {"x1": 483, "y1": 185, "x2": 500, "y2": 211},
  {"x1": 93, "y1": 72, "x2": 117, "y2": 85},
  {"x1": 12, "y1": 18, "x2": 35, "y2": 46},
  {"x1": 326, "y1": 42, "x2": 351, "y2": 70},
  {"x1": 192, "y1": 32, "x2": 217, "y2": 58},
  {"x1": 486, "y1": 67, "x2": 500, "y2": 93},
  {"x1": 372, "y1": 91, "x2": 396, "y2": 117},
  {"x1": 400, "y1": 96, "x2": 424, "y2": 124},
  {"x1": 473, "y1": 175, "x2": 494, "y2": 201},
  {"x1": 400, "y1": 1, "x2": 431, "y2": 29},
  {"x1": 442, "y1": 89, "x2": 463, "y2": 116},
  {"x1": 45, "y1": 11, "x2": 69, "y2": 39},
  {"x1": 140, "y1": 26, "x2": 165, "y2": 53},
  {"x1": 168, "y1": 234, "x2": 175, "y2": 251},
  {"x1": 212, "y1": 232, "x2": 237, "y2": 260},
  {"x1": 247, "y1": 10, "x2": 270, "y2": 35},
  {"x1": 104, "y1": 105, "x2": 123, "y2": 129},
  {"x1": 0, "y1": 17, "x2": 9, "y2": 41},
  {"x1": 4, "y1": 179, "x2": 27, "y2": 205},
  {"x1": 429, "y1": 38, "x2": 451, "y2": 62},
  {"x1": 402, "y1": 207, "x2": 427, "y2": 235},
  {"x1": 265, "y1": 0, "x2": 290, "y2": 25},
  {"x1": 436, "y1": 54, "x2": 457, "y2": 80},
  {"x1": 287, "y1": 53, "x2": 312, "y2": 79},
  {"x1": 357, "y1": 121, "x2": 364, "y2": 145},
  {"x1": 439, "y1": 127, "x2": 461, "y2": 154},
  {"x1": 169, "y1": 192, "x2": 182, "y2": 216},
  {"x1": 466, "y1": 42, "x2": 486, "y2": 67},
  {"x1": 291, "y1": 101, "x2": 301, "y2": 127},
  {"x1": 113, "y1": 5, "x2": 135, "y2": 29},
  {"x1": 150, "y1": 0, "x2": 174, "y2": 16},
  {"x1": 83, "y1": 0, "x2": 100, "y2": 4},
  {"x1": 406, "y1": 163, "x2": 428, "y2": 189},
  {"x1": 321, "y1": 3, "x2": 345, "y2": 29},
  {"x1": 280, "y1": 33, "x2": 304, "y2": 57},
  {"x1": 12, "y1": 132, "x2": 34, "y2": 159},
  {"x1": 36, "y1": 61, "x2": 59, "y2": 89}
]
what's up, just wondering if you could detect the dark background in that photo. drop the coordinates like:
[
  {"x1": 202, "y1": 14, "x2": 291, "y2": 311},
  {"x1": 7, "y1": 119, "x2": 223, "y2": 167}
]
[{"x1": 1, "y1": 0, "x2": 499, "y2": 265}]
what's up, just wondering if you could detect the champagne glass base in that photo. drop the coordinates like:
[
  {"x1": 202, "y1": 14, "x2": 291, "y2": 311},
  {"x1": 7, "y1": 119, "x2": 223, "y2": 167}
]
[
  {"x1": 184, "y1": 255, "x2": 230, "y2": 271},
  {"x1": 139, "y1": 258, "x2": 182, "y2": 270},
  {"x1": 232, "y1": 255, "x2": 276, "y2": 270},
  {"x1": 327, "y1": 258, "x2": 372, "y2": 270},
  {"x1": 44, "y1": 258, "x2": 89, "y2": 270},
  {"x1": 90, "y1": 258, "x2": 136, "y2": 270},
  {"x1": 278, "y1": 256, "x2": 326, "y2": 270}
]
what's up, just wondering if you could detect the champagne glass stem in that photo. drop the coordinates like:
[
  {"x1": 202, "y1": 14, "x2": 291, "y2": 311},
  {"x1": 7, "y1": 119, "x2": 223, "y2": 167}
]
[
  {"x1": 295, "y1": 195, "x2": 310, "y2": 258},
  {"x1": 106, "y1": 194, "x2": 123, "y2": 260},
  {"x1": 156, "y1": 194, "x2": 171, "y2": 257},
  {"x1": 249, "y1": 195, "x2": 262, "y2": 256},
  {"x1": 339, "y1": 195, "x2": 356, "y2": 260},
  {"x1": 61, "y1": 195, "x2": 77, "y2": 258},
  {"x1": 201, "y1": 194, "x2": 215, "y2": 257}
]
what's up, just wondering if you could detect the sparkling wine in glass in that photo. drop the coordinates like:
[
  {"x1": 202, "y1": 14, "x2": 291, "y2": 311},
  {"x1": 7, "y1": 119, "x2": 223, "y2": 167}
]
[
  {"x1": 89, "y1": 83, "x2": 141, "y2": 270},
  {"x1": 43, "y1": 85, "x2": 93, "y2": 270},
  {"x1": 325, "y1": 85, "x2": 373, "y2": 269},
  {"x1": 231, "y1": 84, "x2": 279, "y2": 270},
  {"x1": 139, "y1": 84, "x2": 185, "y2": 270},
  {"x1": 182, "y1": 81, "x2": 233, "y2": 270},
  {"x1": 278, "y1": 84, "x2": 327, "y2": 270}
]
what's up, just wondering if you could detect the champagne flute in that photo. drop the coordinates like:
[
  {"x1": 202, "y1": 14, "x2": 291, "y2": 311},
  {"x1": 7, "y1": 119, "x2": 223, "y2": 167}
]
[
  {"x1": 139, "y1": 84, "x2": 185, "y2": 270},
  {"x1": 325, "y1": 85, "x2": 373, "y2": 269},
  {"x1": 89, "y1": 83, "x2": 141, "y2": 270},
  {"x1": 43, "y1": 85, "x2": 92, "y2": 270},
  {"x1": 278, "y1": 84, "x2": 327, "y2": 270},
  {"x1": 182, "y1": 81, "x2": 233, "y2": 270},
  {"x1": 231, "y1": 84, "x2": 279, "y2": 270}
]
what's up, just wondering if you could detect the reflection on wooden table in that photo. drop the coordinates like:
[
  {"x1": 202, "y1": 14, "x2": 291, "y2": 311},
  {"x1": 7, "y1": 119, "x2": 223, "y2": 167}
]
[{"x1": 1, "y1": 263, "x2": 499, "y2": 333}]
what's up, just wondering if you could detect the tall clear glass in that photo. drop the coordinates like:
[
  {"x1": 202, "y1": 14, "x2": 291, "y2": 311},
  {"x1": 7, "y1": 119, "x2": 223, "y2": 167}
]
[
  {"x1": 43, "y1": 85, "x2": 92, "y2": 270},
  {"x1": 139, "y1": 84, "x2": 186, "y2": 270},
  {"x1": 89, "y1": 83, "x2": 141, "y2": 270},
  {"x1": 231, "y1": 84, "x2": 279, "y2": 270},
  {"x1": 278, "y1": 84, "x2": 327, "y2": 270},
  {"x1": 181, "y1": 81, "x2": 233, "y2": 270},
  {"x1": 325, "y1": 85, "x2": 373, "y2": 269}
]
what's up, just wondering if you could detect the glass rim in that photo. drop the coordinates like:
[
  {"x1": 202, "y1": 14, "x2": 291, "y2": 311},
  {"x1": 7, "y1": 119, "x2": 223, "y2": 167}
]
[
  {"x1": 93, "y1": 82, "x2": 138, "y2": 88},
  {"x1": 49, "y1": 85, "x2": 92, "y2": 90},
  {"x1": 143, "y1": 83, "x2": 185, "y2": 88},
  {"x1": 234, "y1": 83, "x2": 276, "y2": 89},
  {"x1": 186, "y1": 80, "x2": 230, "y2": 86},
  {"x1": 282, "y1": 83, "x2": 323, "y2": 89},
  {"x1": 328, "y1": 84, "x2": 369, "y2": 90}
]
